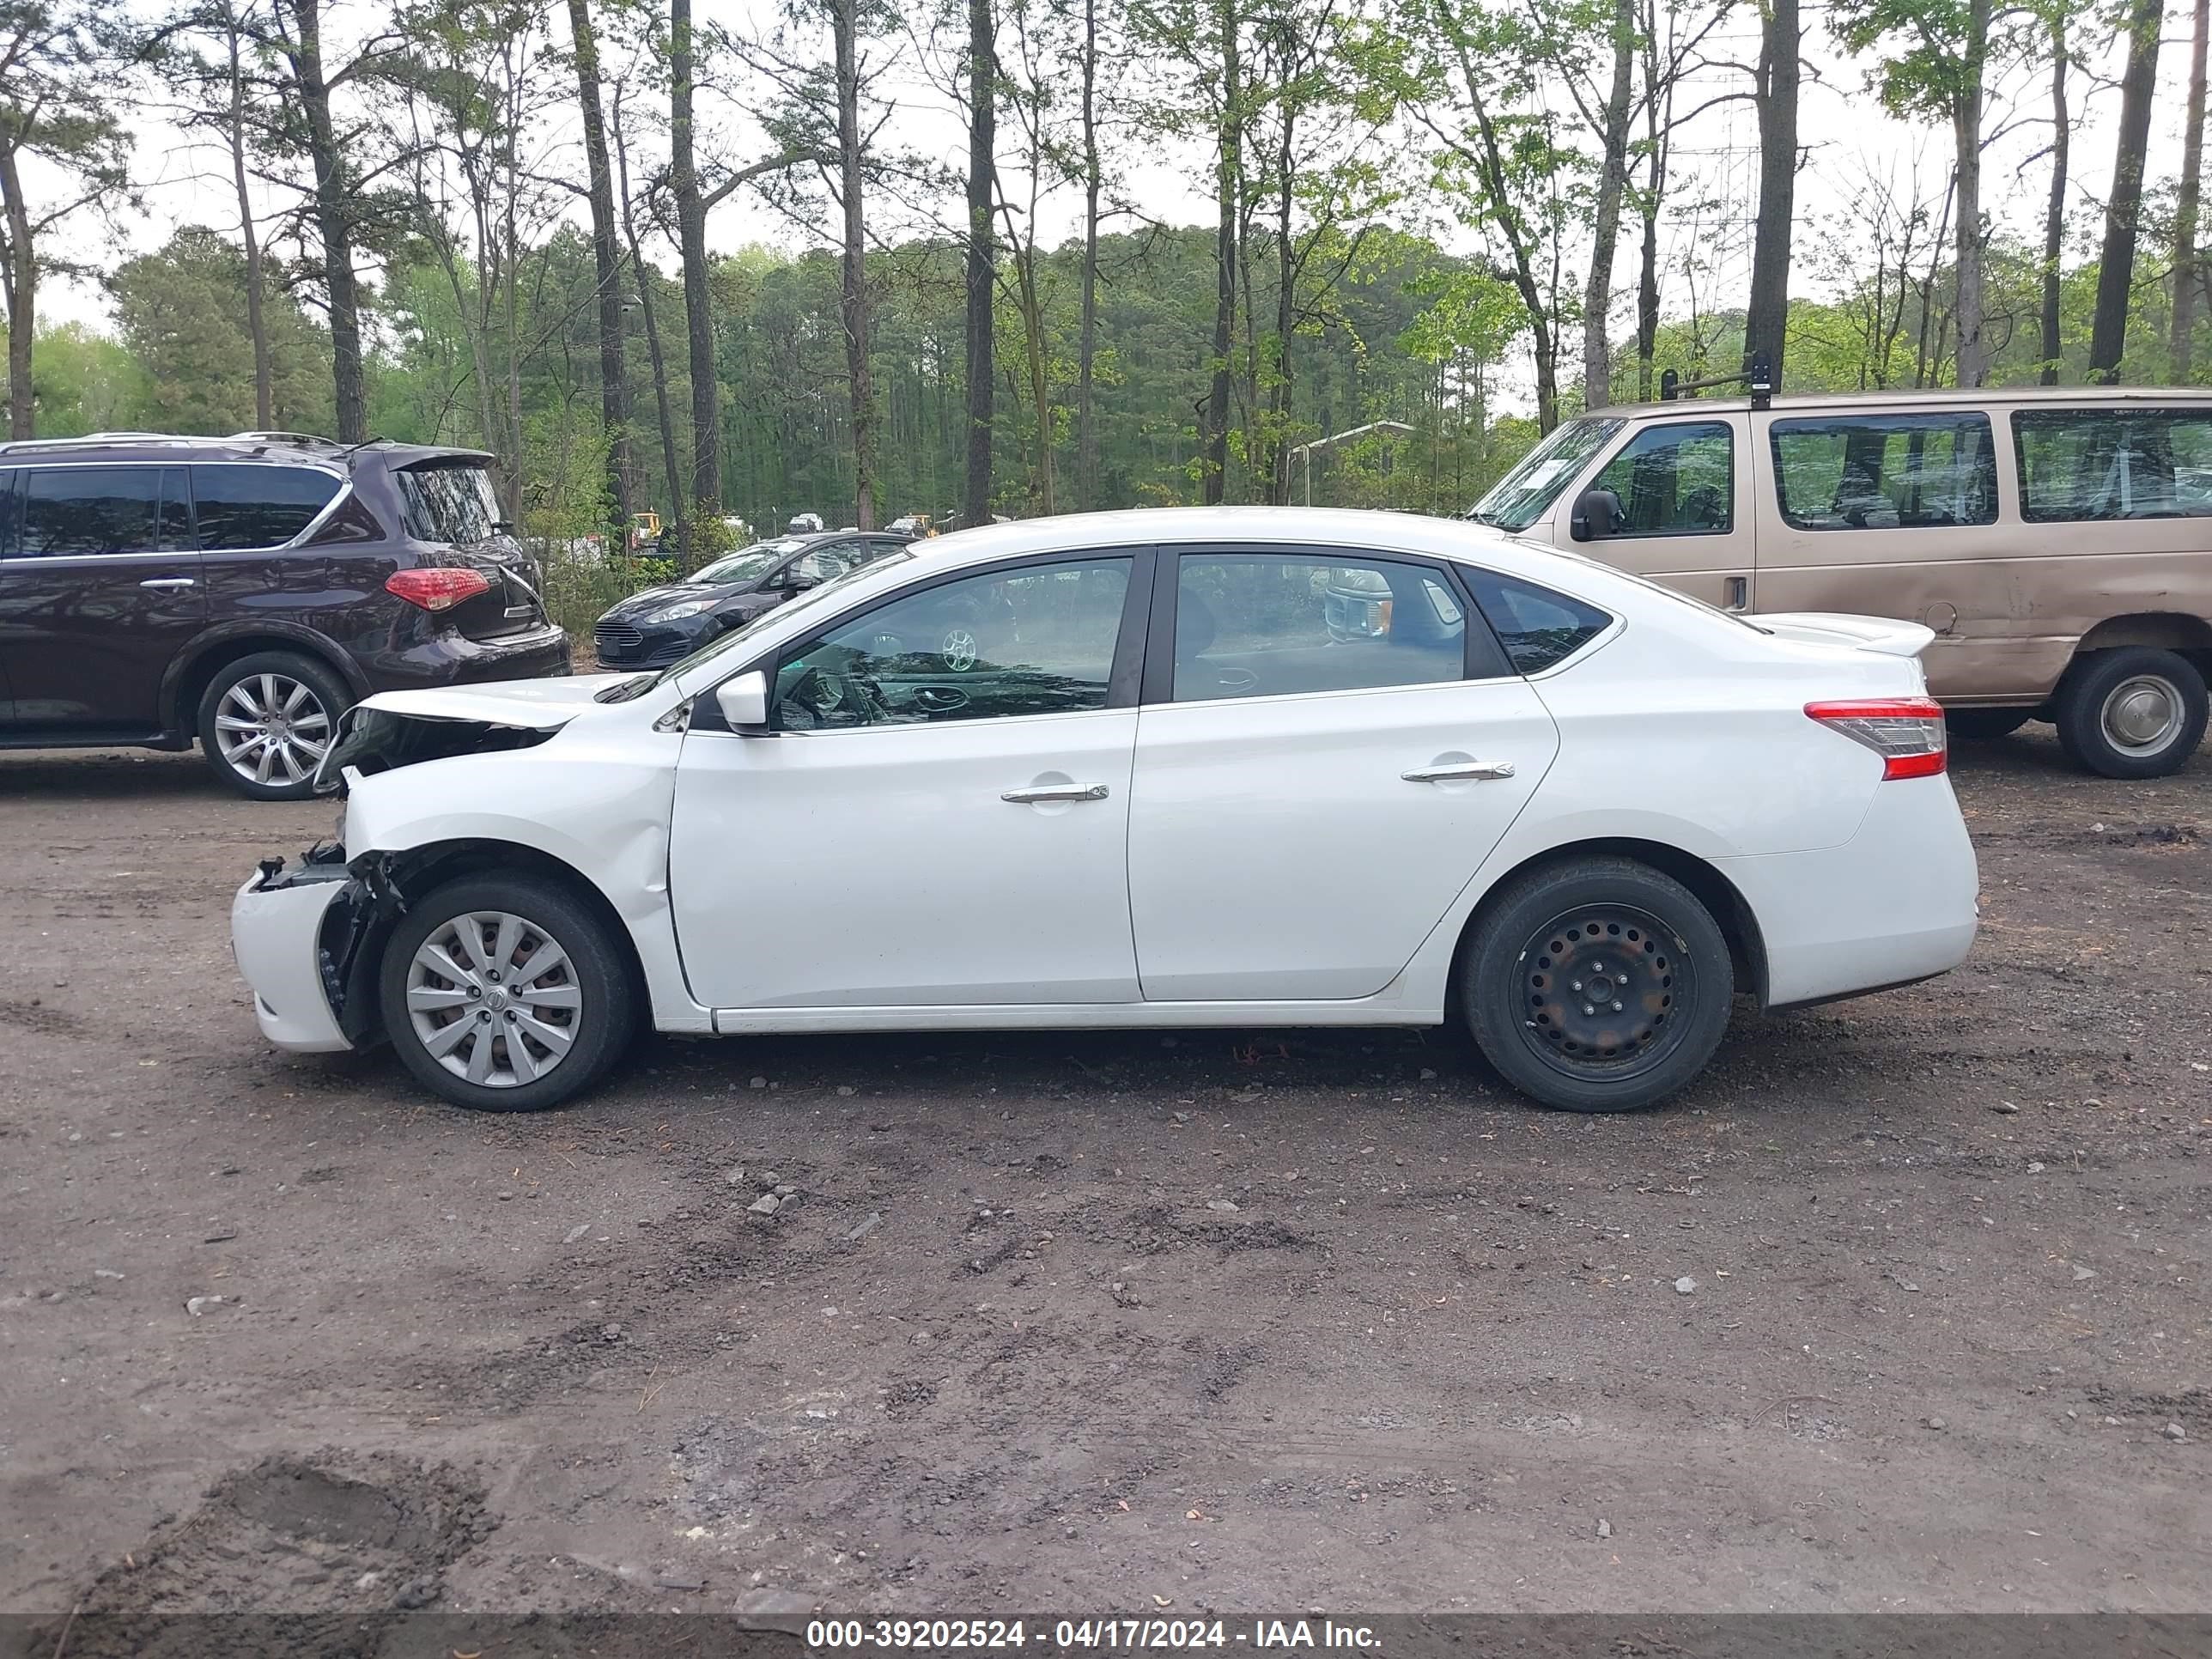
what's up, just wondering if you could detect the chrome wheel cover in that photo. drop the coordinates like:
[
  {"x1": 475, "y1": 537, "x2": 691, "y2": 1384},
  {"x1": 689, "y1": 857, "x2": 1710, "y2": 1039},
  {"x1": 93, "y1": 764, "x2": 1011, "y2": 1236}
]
[
  {"x1": 2101, "y1": 674, "x2": 2185, "y2": 757},
  {"x1": 216, "y1": 673, "x2": 331, "y2": 787},
  {"x1": 406, "y1": 910, "x2": 583, "y2": 1088}
]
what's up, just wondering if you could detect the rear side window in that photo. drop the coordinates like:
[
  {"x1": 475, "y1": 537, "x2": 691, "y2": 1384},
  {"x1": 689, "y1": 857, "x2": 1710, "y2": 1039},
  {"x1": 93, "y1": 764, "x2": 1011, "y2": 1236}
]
[
  {"x1": 399, "y1": 465, "x2": 503, "y2": 543},
  {"x1": 1465, "y1": 570, "x2": 1613, "y2": 674},
  {"x1": 1586, "y1": 421, "x2": 1734, "y2": 536},
  {"x1": 2013, "y1": 407, "x2": 2212, "y2": 521},
  {"x1": 19, "y1": 467, "x2": 191, "y2": 556},
  {"x1": 191, "y1": 464, "x2": 341, "y2": 550},
  {"x1": 1770, "y1": 412, "x2": 1996, "y2": 530}
]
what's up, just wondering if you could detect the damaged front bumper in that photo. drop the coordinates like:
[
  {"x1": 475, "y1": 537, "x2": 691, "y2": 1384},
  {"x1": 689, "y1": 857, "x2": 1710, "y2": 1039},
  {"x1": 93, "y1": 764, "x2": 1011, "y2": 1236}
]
[{"x1": 231, "y1": 846, "x2": 403, "y2": 1054}]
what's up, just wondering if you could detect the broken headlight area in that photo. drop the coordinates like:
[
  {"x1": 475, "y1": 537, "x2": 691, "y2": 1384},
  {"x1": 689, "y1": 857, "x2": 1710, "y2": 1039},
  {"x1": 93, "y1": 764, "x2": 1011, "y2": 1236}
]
[
  {"x1": 249, "y1": 847, "x2": 416, "y2": 1047},
  {"x1": 314, "y1": 705, "x2": 559, "y2": 793}
]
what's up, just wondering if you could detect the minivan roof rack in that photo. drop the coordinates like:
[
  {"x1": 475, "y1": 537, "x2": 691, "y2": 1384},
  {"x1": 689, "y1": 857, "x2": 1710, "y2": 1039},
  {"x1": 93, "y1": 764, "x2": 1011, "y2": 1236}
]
[{"x1": 1659, "y1": 351, "x2": 1775, "y2": 411}]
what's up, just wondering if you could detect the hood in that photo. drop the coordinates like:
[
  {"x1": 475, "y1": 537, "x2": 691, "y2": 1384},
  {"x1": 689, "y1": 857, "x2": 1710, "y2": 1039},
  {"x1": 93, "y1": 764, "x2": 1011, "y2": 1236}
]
[
  {"x1": 356, "y1": 672, "x2": 632, "y2": 732},
  {"x1": 1752, "y1": 611, "x2": 1936, "y2": 659},
  {"x1": 604, "y1": 581, "x2": 735, "y2": 619}
]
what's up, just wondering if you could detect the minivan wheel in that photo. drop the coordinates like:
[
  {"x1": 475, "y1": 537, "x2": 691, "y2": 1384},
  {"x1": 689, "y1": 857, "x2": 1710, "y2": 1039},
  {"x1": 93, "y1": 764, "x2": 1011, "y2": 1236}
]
[
  {"x1": 379, "y1": 875, "x2": 636, "y2": 1113},
  {"x1": 1459, "y1": 856, "x2": 1734, "y2": 1114},
  {"x1": 2052, "y1": 648, "x2": 2209, "y2": 779},
  {"x1": 197, "y1": 651, "x2": 352, "y2": 801},
  {"x1": 1945, "y1": 708, "x2": 2033, "y2": 741}
]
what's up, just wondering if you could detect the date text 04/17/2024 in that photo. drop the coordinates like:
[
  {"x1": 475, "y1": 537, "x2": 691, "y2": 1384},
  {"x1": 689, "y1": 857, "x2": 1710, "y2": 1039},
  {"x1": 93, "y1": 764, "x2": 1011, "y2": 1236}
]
[{"x1": 803, "y1": 1620, "x2": 1382, "y2": 1650}]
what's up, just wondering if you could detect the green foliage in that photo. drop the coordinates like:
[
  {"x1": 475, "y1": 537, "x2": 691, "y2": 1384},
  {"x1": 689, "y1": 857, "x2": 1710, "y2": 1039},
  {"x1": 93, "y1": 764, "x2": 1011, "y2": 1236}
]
[{"x1": 23, "y1": 322, "x2": 147, "y2": 434}]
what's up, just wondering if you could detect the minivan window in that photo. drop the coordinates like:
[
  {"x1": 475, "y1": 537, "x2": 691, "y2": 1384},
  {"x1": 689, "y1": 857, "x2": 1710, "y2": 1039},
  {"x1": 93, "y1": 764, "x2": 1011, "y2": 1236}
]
[
  {"x1": 191, "y1": 464, "x2": 341, "y2": 550},
  {"x1": 19, "y1": 467, "x2": 191, "y2": 556},
  {"x1": 399, "y1": 464, "x2": 503, "y2": 543},
  {"x1": 1468, "y1": 416, "x2": 1623, "y2": 531},
  {"x1": 1463, "y1": 569, "x2": 1613, "y2": 673},
  {"x1": 2012, "y1": 407, "x2": 2212, "y2": 521},
  {"x1": 1771, "y1": 412, "x2": 1996, "y2": 530},
  {"x1": 1586, "y1": 420, "x2": 1733, "y2": 536}
]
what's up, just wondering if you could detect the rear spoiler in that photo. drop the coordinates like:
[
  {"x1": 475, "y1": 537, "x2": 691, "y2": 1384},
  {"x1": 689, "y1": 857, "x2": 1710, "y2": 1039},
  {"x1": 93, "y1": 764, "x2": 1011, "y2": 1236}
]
[{"x1": 1752, "y1": 611, "x2": 1936, "y2": 659}]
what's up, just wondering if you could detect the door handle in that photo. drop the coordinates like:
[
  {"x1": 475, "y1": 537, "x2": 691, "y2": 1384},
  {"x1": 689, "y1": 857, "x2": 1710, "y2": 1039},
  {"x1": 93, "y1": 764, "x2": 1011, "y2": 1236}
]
[
  {"x1": 139, "y1": 577, "x2": 197, "y2": 590},
  {"x1": 1723, "y1": 576, "x2": 1748, "y2": 611},
  {"x1": 1001, "y1": 782, "x2": 1110, "y2": 804},
  {"x1": 1401, "y1": 760, "x2": 1516, "y2": 783}
]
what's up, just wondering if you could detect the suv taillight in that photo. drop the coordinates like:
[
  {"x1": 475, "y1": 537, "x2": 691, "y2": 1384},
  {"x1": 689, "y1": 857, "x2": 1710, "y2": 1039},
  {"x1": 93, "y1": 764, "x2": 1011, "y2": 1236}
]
[
  {"x1": 1805, "y1": 698, "x2": 1948, "y2": 780},
  {"x1": 386, "y1": 568, "x2": 491, "y2": 611}
]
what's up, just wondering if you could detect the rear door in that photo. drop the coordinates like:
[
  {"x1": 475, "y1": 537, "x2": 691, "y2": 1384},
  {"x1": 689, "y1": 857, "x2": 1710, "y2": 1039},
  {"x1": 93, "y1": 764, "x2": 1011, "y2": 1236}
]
[
  {"x1": 1126, "y1": 547, "x2": 1559, "y2": 1003},
  {"x1": 0, "y1": 464, "x2": 201, "y2": 737}
]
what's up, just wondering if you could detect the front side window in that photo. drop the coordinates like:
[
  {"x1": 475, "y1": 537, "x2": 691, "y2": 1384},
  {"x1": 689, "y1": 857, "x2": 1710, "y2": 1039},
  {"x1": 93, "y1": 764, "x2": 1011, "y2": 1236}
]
[
  {"x1": 774, "y1": 557, "x2": 1131, "y2": 730},
  {"x1": 1468, "y1": 416, "x2": 1623, "y2": 532},
  {"x1": 1172, "y1": 553, "x2": 1469, "y2": 702},
  {"x1": 2013, "y1": 407, "x2": 2212, "y2": 521},
  {"x1": 788, "y1": 541, "x2": 866, "y2": 586},
  {"x1": 1463, "y1": 569, "x2": 1613, "y2": 674},
  {"x1": 191, "y1": 464, "x2": 342, "y2": 550},
  {"x1": 1771, "y1": 412, "x2": 1996, "y2": 531},
  {"x1": 398, "y1": 464, "x2": 503, "y2": 544},
  {"x1": 19, "y1": 467, "x2": 190, "y2": 556},
  {"x1": 1586, "y1": 421, "x2": 1735, "y2": 537}
]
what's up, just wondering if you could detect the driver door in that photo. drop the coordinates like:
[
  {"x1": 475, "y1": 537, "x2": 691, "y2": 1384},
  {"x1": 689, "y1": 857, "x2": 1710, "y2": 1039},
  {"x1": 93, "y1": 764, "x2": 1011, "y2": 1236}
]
[{"x1": 668, "y1": 551, "x2": 1150, "y2": 1011}]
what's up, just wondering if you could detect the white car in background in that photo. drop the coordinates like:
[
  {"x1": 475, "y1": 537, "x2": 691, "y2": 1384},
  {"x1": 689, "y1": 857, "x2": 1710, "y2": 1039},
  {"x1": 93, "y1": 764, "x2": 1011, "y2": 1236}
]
[{"x1": 231, "y1": 507, "x2": 1978, "y2": 1116}]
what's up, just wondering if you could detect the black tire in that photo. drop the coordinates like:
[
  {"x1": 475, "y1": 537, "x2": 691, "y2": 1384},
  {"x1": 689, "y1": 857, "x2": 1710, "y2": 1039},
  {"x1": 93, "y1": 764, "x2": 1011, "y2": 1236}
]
[
  {"x1": 1945, "y1": 708, "x2": 2033, "y2": 742},
  {"x1": 1458, "y1": 855, "x2": 1734, "y2": 1114},
  {"x1": 196, "y1": 650, "x2": 353, "y2": 801},
  {"x1": 378, "y1": 874, "x2": 636, "y2": 1113},
  {"x1": 2051, "y1": 647, "x2": 2209, "y2": 779}
]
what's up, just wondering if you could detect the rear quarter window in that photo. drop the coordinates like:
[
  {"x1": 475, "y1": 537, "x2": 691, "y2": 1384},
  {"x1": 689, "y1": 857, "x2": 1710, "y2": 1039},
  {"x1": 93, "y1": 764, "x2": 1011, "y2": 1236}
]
[
  {"x1": 191, "y1": 464, "x2": 342, "y2": 550},
  {"x1": 1464, "y1": 569, "x2": 1613, "y2": 673},
  {"x1": 2012, "y1": 407, "x2": 2212, "y2": 521},
  {"x1": 399, "y1": 465, "x2": 503, "y2": 543}
]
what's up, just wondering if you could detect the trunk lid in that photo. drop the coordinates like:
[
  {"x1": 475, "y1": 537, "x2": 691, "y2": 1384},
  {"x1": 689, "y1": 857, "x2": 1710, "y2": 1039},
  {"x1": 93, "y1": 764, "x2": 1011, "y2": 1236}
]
[{"x1": 1753, "y1": 611, "x2": 1937, "y2": 659}]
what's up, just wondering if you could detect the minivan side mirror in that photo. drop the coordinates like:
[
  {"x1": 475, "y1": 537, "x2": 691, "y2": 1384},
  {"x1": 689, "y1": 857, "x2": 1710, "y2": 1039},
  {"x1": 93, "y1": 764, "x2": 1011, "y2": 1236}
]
[
  {"x1": 1570, "y1": 487, "x2": 1625, "y2": 542},
  {"x1": 715, "y1": 670, "x2": 770, "y2": 733}
]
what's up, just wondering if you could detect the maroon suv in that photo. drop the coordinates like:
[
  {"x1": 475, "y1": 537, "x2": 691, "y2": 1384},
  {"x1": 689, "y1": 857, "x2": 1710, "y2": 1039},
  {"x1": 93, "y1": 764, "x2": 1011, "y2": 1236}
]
[{"x1": 0, "y1": 432, "x2": 570, "y2": 799}]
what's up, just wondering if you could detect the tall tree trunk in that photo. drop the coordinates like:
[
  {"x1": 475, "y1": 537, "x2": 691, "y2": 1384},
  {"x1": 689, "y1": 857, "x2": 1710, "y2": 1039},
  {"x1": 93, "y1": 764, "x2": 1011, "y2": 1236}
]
[
  {"x1": 2173, "y1": 0, "x2": 2209, "y2": 380},
  {"x1": 2089, "y1": 0, "x2": 2163, "y2": 381},
  {"x1": 0, "y1": 144, "x2": 34, "y2": 441},
  {"x1": 670, "y1": 0, "x2": 715, "y2": 531},
  {"x1": 835, "y1": 0, "x2": 876, "y2": 528},
  {"x1": 2040, "y1": 15, "x2": 2069, "y2": 383},
  {"x1": 1583, "y1": 0, "x2": 1634, "y2": 407},
  {"x1": 568, "y1": 0, "x2": 631, "y2": 525},
  {"x1": 616, "y1": 91, "x2": 683, "y2": 530},
  {"x1": 1076, "y1": 0, "x2": 1100, "y2": 510},
  {"x1": 962, "y1": 0, "x2": 994, "y2": 526},
  {"x1": 1742, "y1": 0, "x2": 1799, "y2": 382},
  {"x1": 1269, "y1": 117, "x2": 1294, "y2": 505},
  {"x1": 1952, "y1": 0, "x2": 1990, "y2": 385},
  {"x1": 1203, "y1": 0, "x2": 1239, "y2": 505},
  {"x1": 1634, "y1": 0, "x2": 1666, "y2": 403},
  {"x1": 285, "y1": 0, "x2": 367, "y2": 441},
  {"x1": 225, "y1": 13, "x2": 272, "y2": 429}
]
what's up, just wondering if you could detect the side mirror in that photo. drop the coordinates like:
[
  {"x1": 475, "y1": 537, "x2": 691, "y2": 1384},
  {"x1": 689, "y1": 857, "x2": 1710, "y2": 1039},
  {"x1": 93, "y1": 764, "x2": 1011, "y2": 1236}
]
[
  {"x1": 715, "y1": 670, "x2": 770, "y2": 733},
  {"x1": 1570, "y1": 487, "x2": 1624, "y2": 543}
]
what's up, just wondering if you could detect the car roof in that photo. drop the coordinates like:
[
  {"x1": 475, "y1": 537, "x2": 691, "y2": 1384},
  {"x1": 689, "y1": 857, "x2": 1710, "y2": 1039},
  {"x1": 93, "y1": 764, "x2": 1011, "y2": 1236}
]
[
  {"x1": 1587, "y1": 384, "x2": 2212, "y2": 418},
  {"x1": 0, "y1": 431, "x2": 495, "y2": 470}
]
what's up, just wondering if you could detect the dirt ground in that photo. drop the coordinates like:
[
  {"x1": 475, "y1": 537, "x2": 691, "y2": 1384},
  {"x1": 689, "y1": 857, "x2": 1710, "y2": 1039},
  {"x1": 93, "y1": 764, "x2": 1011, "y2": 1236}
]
[{"x1": 0, "y1": 728, "x2": 2206, "y2": 1625}]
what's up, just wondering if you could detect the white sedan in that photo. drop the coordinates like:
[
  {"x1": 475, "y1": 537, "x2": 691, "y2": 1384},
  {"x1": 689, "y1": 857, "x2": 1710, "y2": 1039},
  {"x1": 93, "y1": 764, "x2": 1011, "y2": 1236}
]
[{"x1": 231, "y1": 507, "x2": 1978, "y2": 1115}]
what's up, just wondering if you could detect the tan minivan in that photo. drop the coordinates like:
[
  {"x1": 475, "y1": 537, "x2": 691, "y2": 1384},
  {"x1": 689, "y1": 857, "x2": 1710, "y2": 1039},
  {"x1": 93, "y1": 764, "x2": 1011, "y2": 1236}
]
[{"x1": 1468, "y1": 386, "x2": 2212, "y2": 777}]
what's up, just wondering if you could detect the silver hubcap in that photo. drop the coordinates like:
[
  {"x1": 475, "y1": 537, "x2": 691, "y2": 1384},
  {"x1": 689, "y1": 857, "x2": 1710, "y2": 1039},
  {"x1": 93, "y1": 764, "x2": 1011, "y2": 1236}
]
[
  {"x1": 2101, "y1": 674, "x2": 2185, "y2": 757},
  {"x1": 216, "y1": 673, "x2": 331, "y2": 787},
  {"x1": 405, "y1": 910, "x2": 583, "y2": 1089},
  {"x1": 942, "y1": 628, "x2": 978, "y2": 672}
]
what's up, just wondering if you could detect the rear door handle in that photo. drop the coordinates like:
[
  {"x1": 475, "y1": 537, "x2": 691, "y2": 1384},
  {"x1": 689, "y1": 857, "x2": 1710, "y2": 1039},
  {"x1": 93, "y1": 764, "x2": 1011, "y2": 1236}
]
[
  {"x1": 139, "y1": 577, "x2": 197, "y2": 590},
  {"x1": 1401, "y1": 761, "x2": 1516, "y2": 783},
  {"x1": 1001, "y1": 782, "x2": 1110, "y2": 804},
  {"x1": 1723, "y1": 576, "x2": 1748, "y2": 611}
]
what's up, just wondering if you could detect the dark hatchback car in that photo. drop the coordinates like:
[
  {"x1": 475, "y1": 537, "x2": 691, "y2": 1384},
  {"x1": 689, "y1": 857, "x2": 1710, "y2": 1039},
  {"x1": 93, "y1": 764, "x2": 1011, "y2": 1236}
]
[
  {"x1": 592, "y1": 529, "x2": 910, "y2": 670},
  {"x1": 0, "y1": 432, "x2": 569, "y2": 799}
]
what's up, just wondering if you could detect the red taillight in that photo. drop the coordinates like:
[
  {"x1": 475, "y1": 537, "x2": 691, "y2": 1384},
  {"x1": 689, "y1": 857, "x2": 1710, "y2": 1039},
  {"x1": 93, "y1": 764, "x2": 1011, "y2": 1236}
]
[
  {"x1": 386, "y1": 568, "x2": 491, "y2": 611},
  {"x1": 1805, "y1": 697, "x2": 1948, "y2": 780}
]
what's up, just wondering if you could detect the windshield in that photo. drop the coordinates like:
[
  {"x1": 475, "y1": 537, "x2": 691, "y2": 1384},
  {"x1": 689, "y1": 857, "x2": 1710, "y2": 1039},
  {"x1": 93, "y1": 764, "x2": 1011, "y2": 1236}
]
[
  {"x1": 651, "y1": 549, "x2": 915, "y2": 686},
  {"x1": 1468, "y1": 417, "x2": 1624, "y2": 532},
  {"x1": 693, "y1": 542, "x2": 799, "y2": 585}
]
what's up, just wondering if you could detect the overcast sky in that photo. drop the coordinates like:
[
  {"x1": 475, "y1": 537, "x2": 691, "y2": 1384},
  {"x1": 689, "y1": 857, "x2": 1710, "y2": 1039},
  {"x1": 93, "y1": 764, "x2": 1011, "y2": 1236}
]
[{"x1": 46, "y1": 2, "x2": 2196, "y2": 411}]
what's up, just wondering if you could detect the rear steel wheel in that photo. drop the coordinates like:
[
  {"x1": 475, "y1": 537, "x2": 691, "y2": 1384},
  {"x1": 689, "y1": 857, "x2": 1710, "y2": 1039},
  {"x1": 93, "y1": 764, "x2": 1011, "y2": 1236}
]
[
  {"x1": 2052, "y1": 647, "x2": 2208, "y2": 779},
  {"x1": 1516, "y1": 903, "x2": 1694, "y2": 1085}
]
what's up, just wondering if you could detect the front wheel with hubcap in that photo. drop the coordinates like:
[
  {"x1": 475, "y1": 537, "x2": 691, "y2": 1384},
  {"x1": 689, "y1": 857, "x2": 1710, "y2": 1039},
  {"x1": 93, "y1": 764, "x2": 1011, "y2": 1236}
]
[
  {"x1": 2052, "y1": 647, "x2": 2209, "y2": 779},
  {"x1": 380, "y1": 875, "x2": 636, "y2": 1112},
  {"x1": 1460, "y1": 856, "x2": 1735, "y2": 1113},
  {"x1": 197, "y1": 651, "x2": 352, "y2": 801}
]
